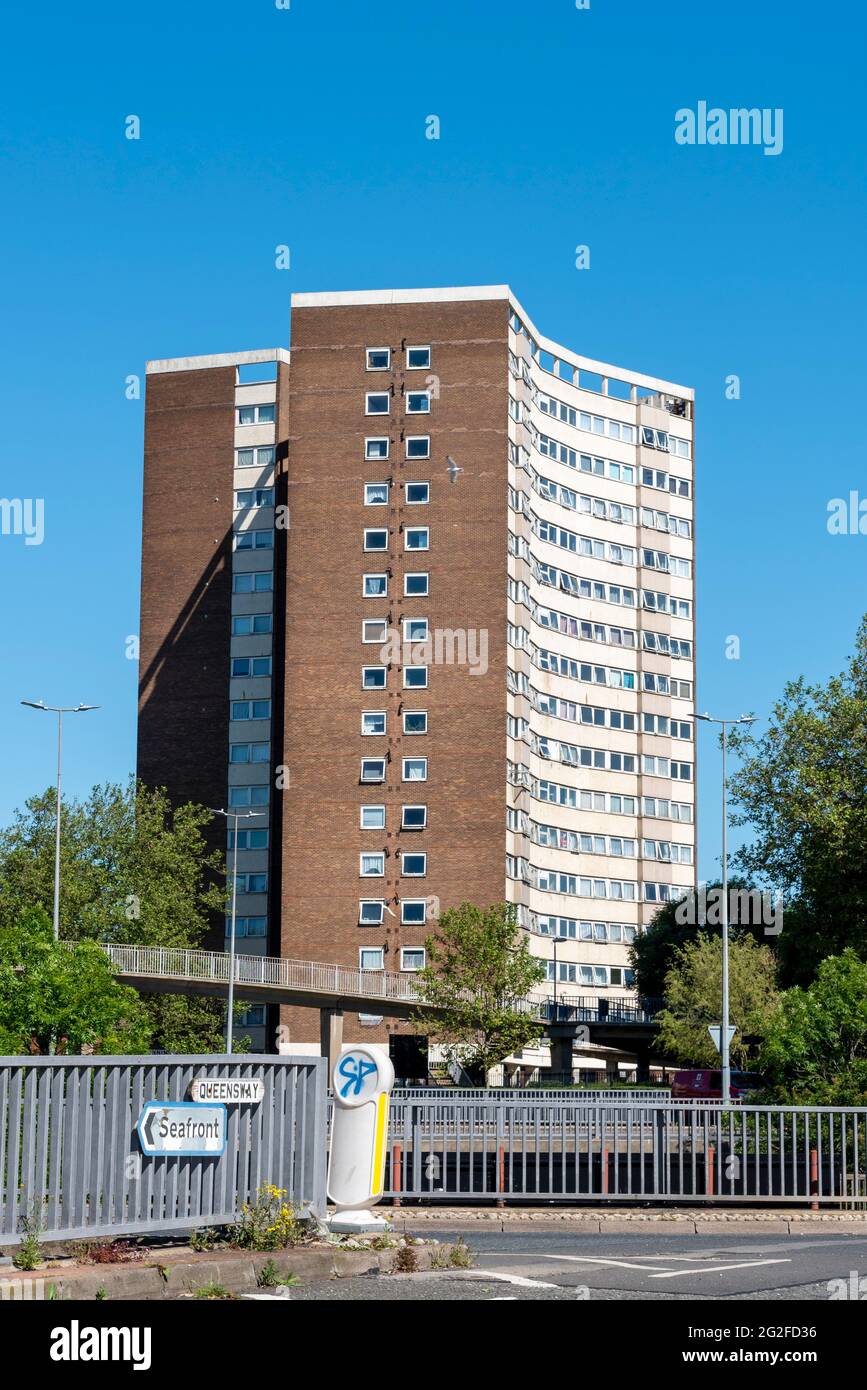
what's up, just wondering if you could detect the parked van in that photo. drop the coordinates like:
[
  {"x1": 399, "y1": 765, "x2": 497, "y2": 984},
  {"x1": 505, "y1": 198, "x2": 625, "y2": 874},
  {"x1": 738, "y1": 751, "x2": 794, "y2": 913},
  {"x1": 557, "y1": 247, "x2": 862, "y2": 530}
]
[{"x1": 671, "y1": 1068, "x2": 763, "y2": 1100}]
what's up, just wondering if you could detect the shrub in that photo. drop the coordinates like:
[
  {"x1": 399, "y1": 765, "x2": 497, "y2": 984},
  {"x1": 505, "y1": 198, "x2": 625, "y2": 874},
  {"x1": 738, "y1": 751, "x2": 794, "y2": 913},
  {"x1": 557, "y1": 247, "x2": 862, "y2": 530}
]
[
  {"x1": 189, "y1": 1227, "x2": 219, "y2": 1252},
  {"x1": 392, "y1": 1244, "x2": 419, "y2": 1273},
  {"x1": 228, "y1": 1184, "x2": 308, "y2": 1251}
]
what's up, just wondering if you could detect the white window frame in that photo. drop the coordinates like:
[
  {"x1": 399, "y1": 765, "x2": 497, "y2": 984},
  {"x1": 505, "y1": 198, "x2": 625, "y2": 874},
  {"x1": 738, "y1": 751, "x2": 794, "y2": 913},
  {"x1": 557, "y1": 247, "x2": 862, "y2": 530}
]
[
  {"x1": 403, "y1": 666, "x2": 429, "y2": 688},
  {"x1": 405, "y1": 435, "x2": 430, "y2": 459},
  {"x1": 404, "y1": 572, "x2": 429, "y2": 597},
  {"x1": 358, "y1": 900, "x2": 385, "y2": 925},
  {"x1": 359, "y1": 947, "x2": 385, "y2": 971},
  {"x1": 361, "y1": 666, "x2": 387, "y2": 689},
  {"x1": 364, "y1": 482, "x2": 390, "y2": 506},
  {"x1": 359, "y1": 852, "x2": 385, "y2": 878},
  {"x1": 361, "y1": 710, "x2": 387, "y2": 736},
  {"x1": 402, "y1": 710, "x2": 428, "y2": 736},
  {"x1": 366, "y1": 347, "x2": 391, "y2": 371},
  {"x1": 365, "y1": 392, "x2": 390, "y2": 416},
  {"x1": 362, "y1": 619, "x2": 388, "y2": 644},
  {"x1": 405, "y1": 481, "x2": 430, "y2": 505},
  {"x1": 402, "y1": 617, "x2": 429, "y2": 643},
  {"x1": 236, "y1": 404, "x2": 275, "y2": 426},
  {"x1": 360, "y1": 805, "x2": 386, "y2": 830},
  {"x1": 365, "y1": 436, "x2": 390, "y2": 460},
  {"x1": 401, "y1": 851, "x2": 427, "y2": 877},
  {"x1": 404, "y1": 527, "x2": 429, "y2": 552},
  {"x1": 402, "y1": 757, "x2": 428, "y2": 782},
  {"x1": 400, "y1": 947, "x2": 426, "y2": 972},
  {"x1": 360, "y1": 758, "x2": 386, "y2": 783},
  {"x1": 406, "y1": 391, "x2": 430, "y2": 414},
  {"x1": 400, "y1": 899, "x2": 427, "y2": 925},
  {"x1": 363, "y1": 528, "x2": 389, "y2": 552},
  {"x1": 362, "y1": 572, "x2": 388, "y2": 598},
  {"x1": 406, "y1": 345, "x2": 431, "y2": 370},
  {"x1": 401, "y1": 804, "x2": 427, "y2": 830}
]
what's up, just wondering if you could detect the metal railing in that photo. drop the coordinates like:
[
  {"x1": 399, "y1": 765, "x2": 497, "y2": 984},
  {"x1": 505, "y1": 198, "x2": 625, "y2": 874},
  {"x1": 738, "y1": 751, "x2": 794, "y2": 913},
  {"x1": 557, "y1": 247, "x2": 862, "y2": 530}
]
[
  {"x1": 89, "y1": 943, "x2": 663, "y2": 1026},
  {"x1": 0, "y1": 1056, "x2": 327, "y2": 1244},
  {"x1": 382, "y1": 1099, "x2": 867, "y2": 1205}
]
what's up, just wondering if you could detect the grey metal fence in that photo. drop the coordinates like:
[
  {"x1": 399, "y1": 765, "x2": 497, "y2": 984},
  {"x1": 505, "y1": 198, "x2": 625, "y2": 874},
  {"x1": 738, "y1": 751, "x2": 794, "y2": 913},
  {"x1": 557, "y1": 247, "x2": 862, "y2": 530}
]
[
  {"x1": 383, "y1": 1099, "x2": 867, "y2": 1206},
  {"x1": 0, "y1": 1056, "x2": 327, "y2": 1245}
]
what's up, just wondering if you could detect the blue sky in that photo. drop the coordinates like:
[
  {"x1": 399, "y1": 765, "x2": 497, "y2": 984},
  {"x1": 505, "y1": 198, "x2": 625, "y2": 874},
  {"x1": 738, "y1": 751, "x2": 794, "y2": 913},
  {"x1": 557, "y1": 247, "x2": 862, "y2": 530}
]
[{"x1": 0, "y1": 0, "x2": 864, "y2": 882}]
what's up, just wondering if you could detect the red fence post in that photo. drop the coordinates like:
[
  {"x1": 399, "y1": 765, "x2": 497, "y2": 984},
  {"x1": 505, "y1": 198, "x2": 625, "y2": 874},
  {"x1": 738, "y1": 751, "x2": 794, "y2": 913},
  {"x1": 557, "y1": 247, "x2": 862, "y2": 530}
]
[
  {"x1": 810, "y1": 1147, "x2": 819, "y2": 1210},
  {"x1": 706, "y1": 1143, "x2": 715, "y2": 1197},
  {"x1": 392, "y1": 1143, "x2": 402, "y2": 1207}
]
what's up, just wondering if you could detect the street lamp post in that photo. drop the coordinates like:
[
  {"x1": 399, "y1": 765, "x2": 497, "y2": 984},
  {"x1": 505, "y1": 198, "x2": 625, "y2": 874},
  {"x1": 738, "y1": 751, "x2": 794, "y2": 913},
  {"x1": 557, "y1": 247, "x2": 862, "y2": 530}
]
[
  {"x1": 21, "y1": 701, "x2": 99, "y2": 942},
  {"x1": 211, "y1": 807, "x2": 258, "y2": 1055},
  {"x1": 694, "y1": 712, "x2": 756, "y2": 1105}
]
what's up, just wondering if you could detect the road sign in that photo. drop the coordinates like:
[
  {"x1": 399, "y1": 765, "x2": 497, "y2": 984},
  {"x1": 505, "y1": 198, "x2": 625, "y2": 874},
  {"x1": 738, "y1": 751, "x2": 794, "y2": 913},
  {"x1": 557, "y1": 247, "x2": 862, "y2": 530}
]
[
  {"x1": 327, "y1": 1047, "x2": 394, "y2": 1214},
  {"x1": 189, "y1": 1076, "x2": 264, "y2": 1105},
  {"x1": 708, "y1": 1025, "x2": 737, "y2": 1053},
  {"x1": 136, "y1": 1101, "x2": 227, "y2": 1157}
]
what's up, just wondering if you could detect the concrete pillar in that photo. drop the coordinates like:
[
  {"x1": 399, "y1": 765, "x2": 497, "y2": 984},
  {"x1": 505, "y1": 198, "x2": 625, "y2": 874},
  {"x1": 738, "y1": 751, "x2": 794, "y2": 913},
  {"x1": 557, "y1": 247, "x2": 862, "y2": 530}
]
[
  {"x1": 634, "y1": 1046, "x2": 651, "y2": 1084},
  {"x1": 548, "y1": 1029, "x2": 574, "y2": 1077},
  {"x1": 319, "y1": 1007, "x2": 344, "y2": 1072}
]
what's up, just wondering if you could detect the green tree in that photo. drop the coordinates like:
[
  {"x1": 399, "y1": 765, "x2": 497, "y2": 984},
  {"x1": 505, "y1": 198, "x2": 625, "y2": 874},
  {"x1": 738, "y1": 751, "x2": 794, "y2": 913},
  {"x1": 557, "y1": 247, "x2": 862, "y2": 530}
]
[
  {"x1": 630, "y1": 879, "x2": 771, "y2": 999},
  {"x1": 759, "y1": 951, "x2": 867, "y2": 1105},
  {"x1": 0, "y1": 907, "x2": 152, "y2": 1055},
  {"x1": 728, "y1": 615, "x2": 867, "y2": 986},
  {"x1": 655, "y1": 934, "x2": 779, "y2": 1068},
  {"x1": 411, "y1": 902, "x2": 546, "y2": 1083},
  {"x1": 0, "y1": 780, "x2": 240, "y2": 1052}
]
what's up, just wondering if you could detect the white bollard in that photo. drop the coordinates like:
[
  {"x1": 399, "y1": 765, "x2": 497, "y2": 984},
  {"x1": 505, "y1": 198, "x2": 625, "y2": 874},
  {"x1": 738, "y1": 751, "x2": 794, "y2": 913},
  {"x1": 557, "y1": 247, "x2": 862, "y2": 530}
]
[{"x1": 325, "y1": 1045, "x2": 395, "y2": 1233}]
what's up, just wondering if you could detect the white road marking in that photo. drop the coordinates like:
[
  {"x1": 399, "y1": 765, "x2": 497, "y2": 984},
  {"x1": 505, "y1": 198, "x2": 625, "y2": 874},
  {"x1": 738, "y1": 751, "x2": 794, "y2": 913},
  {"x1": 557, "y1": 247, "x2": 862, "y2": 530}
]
[
  {"x1": 462, "y1": 1269, "x2": 561, "y2": 1290},
  {"x1": 648, "y1": 1258, "x2": 792, "y2": 1280},
  {"x1": 534, "y1": 1255, "x2": 672, "y2": 1273}
]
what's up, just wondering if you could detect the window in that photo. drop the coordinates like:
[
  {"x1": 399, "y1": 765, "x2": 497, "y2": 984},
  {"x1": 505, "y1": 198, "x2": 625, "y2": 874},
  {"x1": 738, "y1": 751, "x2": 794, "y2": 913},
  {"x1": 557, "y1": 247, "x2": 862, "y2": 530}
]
[
  {"x1": 362, "y1": 619, "x2": 388, "y2": 643},
  {"x1": 404, "y1": 572, "x2": 429, "y2": 597},
  {"x1": 406, "y1": 345, "x2": 431, "y2": 370},
  {"x1": 403, "y1": 617, "x2": 428, "y2": 642},
  {"x1": 231, "y1": 656, "x2": 272, "y2": 677},
  {"x1": 403, "y1": 710, "x2": 427, "y2": 735},
  {"x1": 235, "y1": 445, "x2": 275, "y2": 469},
  {"x1": 229, "y1": 742, "x2": 269, "y2": 764},
  {"x1": 235, "y1": 487, "x2": 274, "y2": 508},
  {"x1": 363, "y1": 573, "x2": 388, "y2": 597},
  {"x1": 226, "y1": 915, "x2": 267, "y2": 937},
  {"x1": 400, "y1": 948, "x2": 425, "y2": 972},
  {"x1": 401, "y1": 852, "x2": 426, "y2": 877},
  {"x1": 234, "y1": 871, "x2": 268, "y2": 894},
  {"x1": 236, "y1": 404, "x2": 275, "y2": 426},
  {"x1": 232, "y1": 613, "x2": 273, "y2": 636},
  {"x1": 234, "y1": 529, "x2": 273, "y2": 550},
  {"x1": 233, "y1": 572, "x2": 272, "y2": 594},
  {"x1": 403, "y1": 666, "x2": 428, "y2": 688},
  {"x1": 405, "y1": 481, "x2": 429, "y2": 504},
  {"x1": 227, "y1": 829, "x2": 268, "y2": 850},
  {"x1": 401, "y1": 899, "x2": 427, "y2": 924},
  {"x1": 406, "y1": 391, "x2": 430, "y2": 414},
  {"x1": 360, "y1": 758, "x2": 386, "y2": 783},
  {"x1": 360, "y1": 947, "x2": 385, "y2": 971},
  {"x1": 229, "y1": 785, "x2": 270, "y2": 808},
  {"x1": 365, "y1": 437, "x2": 389, "y2": 460},
  {"x1": 364, "y1": 528, "x2": 389, "y2": 551},
  {"x1": 406, "y1": 436, "x2": 430, "y2": 459},
  {"x1": 405, "y1": 527, "x2": 429, "y2": 551},
  {"x1": 231, "y1": 699, "x2": 271, "y2": 720},
  {"x1": 361, "y1": 711, "x2": 386, "y2": 736},
  {"x1": 362, "y1": 666, "x2": 386, "y2": 689},
  {"x1": 402, "y1": 757, "x2": 427, "y2": 781},
  {"x1": 360, "y1": 852, "x2": 385, "y2": 877},
  {"x1": 401, "y1": 804, "x2": 427, "y2": 830},
  {"x1": 365, "y1": 392, "x2": 390, "y2": 415},
  {"x1": 360, "y1": 805, "x2": 385, "y2": 830},
  {"x1": 366, "y1": 347, "x2": 390, "y2": 371},
  {"x1": 359, "y1": 900, "x2": 385, "y2": 925},
  {"x1": 364, "y1": 482, "x2": 389, "y2": 505}
]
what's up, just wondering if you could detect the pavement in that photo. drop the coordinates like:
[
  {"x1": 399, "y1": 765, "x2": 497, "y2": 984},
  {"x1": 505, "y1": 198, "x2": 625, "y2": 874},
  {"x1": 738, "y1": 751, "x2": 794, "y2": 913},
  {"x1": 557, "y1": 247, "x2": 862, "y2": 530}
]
[{"x1": 279, "y1": 1229, "x2": 867, "y2": 1301}]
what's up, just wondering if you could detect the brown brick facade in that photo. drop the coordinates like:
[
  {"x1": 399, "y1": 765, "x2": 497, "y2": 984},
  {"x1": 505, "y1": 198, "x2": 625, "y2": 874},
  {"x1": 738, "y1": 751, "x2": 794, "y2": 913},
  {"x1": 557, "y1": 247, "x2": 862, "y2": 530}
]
[{"x1": 279, "y1": 299, "x2": 511, "y2": 1046}]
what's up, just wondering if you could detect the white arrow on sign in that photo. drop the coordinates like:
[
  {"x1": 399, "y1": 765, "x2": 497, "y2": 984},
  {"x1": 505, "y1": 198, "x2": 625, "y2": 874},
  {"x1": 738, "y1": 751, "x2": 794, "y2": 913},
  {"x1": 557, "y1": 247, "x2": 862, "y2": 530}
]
[
  {"x1": 707, "y1": 1025, "x2": 737, "y2": 1053},
  {"x1": 137, "y1": 1101, "x2": 227, "y2": 1157}
]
